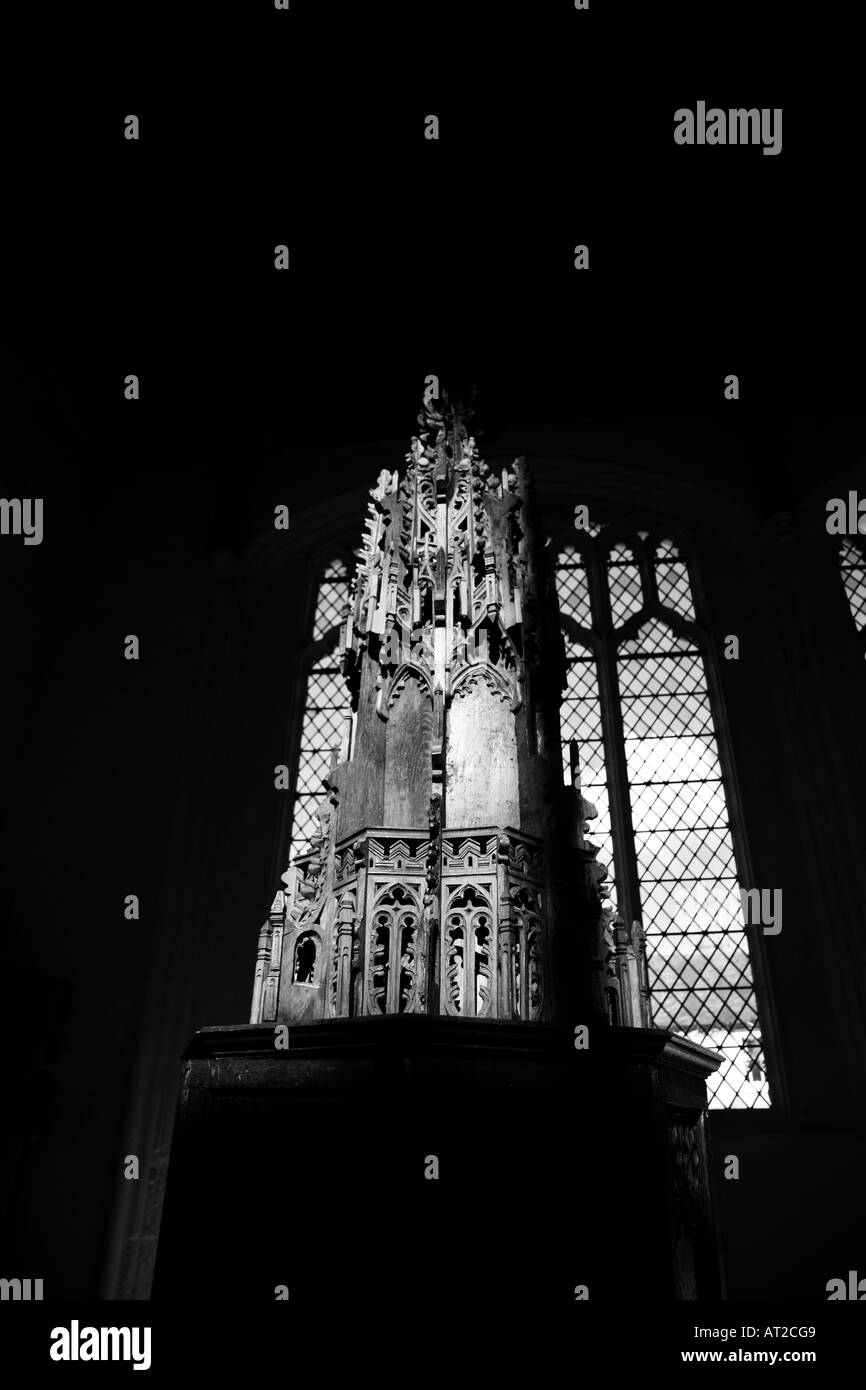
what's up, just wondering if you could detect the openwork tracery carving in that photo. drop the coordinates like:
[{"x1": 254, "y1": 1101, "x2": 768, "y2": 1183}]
[
  {"x1": 442, "y1": 883, "x2": 495, "y2": 1018},
  {"x1": 509, "y1": 886, "x2": 544, "y2": 1021},
  {"x1": 367, "y1": 882, "x2": 423, "y2": 1015}
]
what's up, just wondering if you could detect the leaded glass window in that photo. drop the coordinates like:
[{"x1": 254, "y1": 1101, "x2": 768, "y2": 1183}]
[
  {"x1": 289, "y1": 558, "x2": 351, "y2": 853},
  {"x1": 839, "y1": 538, "x2": 866, "y2": 656},
  {"x1": 556, "y1": 520, "x2": 770, "y2": 1110}
]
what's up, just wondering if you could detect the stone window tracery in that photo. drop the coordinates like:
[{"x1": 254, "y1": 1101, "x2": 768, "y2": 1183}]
[{"x1": 556, "y1": 518, "x2": 770, "y2": 1110}]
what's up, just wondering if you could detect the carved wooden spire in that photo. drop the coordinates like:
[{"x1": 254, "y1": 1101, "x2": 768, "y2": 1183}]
[{"x1": 251, "y1": 383, "x2": 651, "y2": 1030}]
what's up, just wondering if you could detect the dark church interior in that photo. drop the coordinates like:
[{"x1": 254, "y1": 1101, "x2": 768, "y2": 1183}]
[
  {"x1": 2, "y1": 7, "x2": 866, "y2": 1364},
  {"x1": 2, "y1": 353, "x2": 864, "y2": 1313}
]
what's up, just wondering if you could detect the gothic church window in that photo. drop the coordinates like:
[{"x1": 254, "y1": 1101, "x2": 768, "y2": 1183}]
[{"x1": 555, "y1": 520, "x2": 770, "y2": 1111}]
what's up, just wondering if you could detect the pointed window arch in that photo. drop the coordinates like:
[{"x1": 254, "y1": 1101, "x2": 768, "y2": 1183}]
[{"x1": 555, "y1": 518, "x2": 770, "y2": 1110}]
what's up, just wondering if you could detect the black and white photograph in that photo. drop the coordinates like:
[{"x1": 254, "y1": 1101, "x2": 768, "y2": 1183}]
[{"x1": 2, "y1": 1, "x2": 864, "y2": 1375}]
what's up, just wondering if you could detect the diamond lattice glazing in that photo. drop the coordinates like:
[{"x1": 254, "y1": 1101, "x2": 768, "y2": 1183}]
[
  {"x1": 840, "y1": 539, "x2": 866, "y2": 635},
  {"x1": 654, "y1": 542, "x2": 696, "y2": 621},
  {"x1": 291, "y1": 562, "x2": 350, "y2": 854},
  {"x1": 312, "y1": 572, "x2": 349, "y2": 640},
  {"x1": 608, "y1": 544, "x2": 644, "y2": 627},
  {"x1": 559, "y1": 641, "x2": 616, "y2": 883},
  {"x1": 617, "y1": 617, "x2": 769, "y2": 1107}
]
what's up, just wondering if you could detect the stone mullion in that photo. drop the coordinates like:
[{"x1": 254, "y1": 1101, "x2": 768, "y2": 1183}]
[{"x1": 589, "y1": 540, "x2": 643, "y2": 935}]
